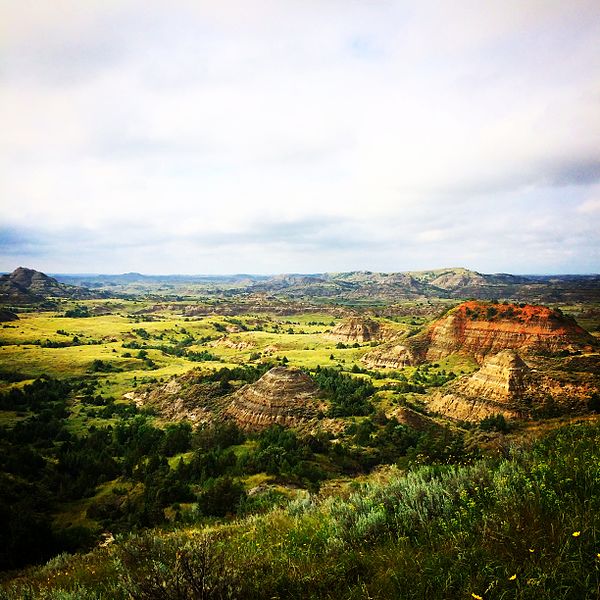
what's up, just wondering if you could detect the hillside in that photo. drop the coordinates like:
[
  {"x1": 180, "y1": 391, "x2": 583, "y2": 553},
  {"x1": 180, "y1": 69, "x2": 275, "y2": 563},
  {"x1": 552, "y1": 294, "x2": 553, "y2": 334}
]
[
  {"x1": 224, "y1": 367, "x2": 326, "y2": 431},
  {"x1": 365, "y1": 301, "x2": 596, "y2": 368},
  {"x1": 2, "y1": 420, "x2": 599, "y2": 599},
  {"x1": 51, "y1": 267, "x2": 600, "y2": 303},
  {"x1": 424, "y1": 301, "x2": 597, "y2": 362},
  {"x1": 0, "y1": 267, "x2": 96, "y2": 304},
  {"x1": 427, "y1": 350, "x2": 594, "y2": 421}
]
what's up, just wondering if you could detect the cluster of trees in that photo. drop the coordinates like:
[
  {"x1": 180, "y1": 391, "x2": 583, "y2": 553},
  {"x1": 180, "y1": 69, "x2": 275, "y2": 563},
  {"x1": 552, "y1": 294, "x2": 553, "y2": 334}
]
[
  {"x1": 0, "y1": 376, "x2": 72, "y2": 411},
  {"x1": 312, "y1": 366, "x2": 375, "y2": 416},
  {"x1": 0, "y1": 367, "x2": 480, "y2": 573},
  {"x1": 0, "y1": 376, "x2": 328, "y2": 570},
  {"x1": 335, "y1": 341, "x2": 361, "y2": 349},
  {"x1": 123, "y1": 327, "x2": 220, "y2": 363},
  {"x1": 63, "y1": 305, "x2": 90, "y2": 318},
  {"x1": 349, "y1": 363, "x2": 456, "y2": 389}
]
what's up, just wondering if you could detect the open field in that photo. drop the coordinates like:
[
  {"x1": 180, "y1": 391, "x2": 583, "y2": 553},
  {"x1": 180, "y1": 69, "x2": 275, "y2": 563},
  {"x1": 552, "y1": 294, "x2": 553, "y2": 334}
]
[{"x1": 0, "y1": 303, "x2": 468, "y2": 405}]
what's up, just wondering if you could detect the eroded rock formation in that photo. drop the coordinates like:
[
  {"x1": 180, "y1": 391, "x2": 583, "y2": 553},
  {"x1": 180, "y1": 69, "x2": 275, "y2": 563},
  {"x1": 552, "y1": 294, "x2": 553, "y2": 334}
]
[
  {"x1": 224, "y1": 367, "x2": 326, "y2": 431},
  {"x1": 328, "y1": 317, "x2": 386, "y2": 343},
  {"x1": 124, "y1": 371, "x2": 230, "y2": 423},
  {"x1": 424, "y1": 301, "x2": 596, "y2": 363},
  {"x1": 428, "y1": 350, "x2": 529, "y2": 421},
  {"x1": 361, "y1": 343, "x2": 418, "y2": 369},
  {"x1": 428, "y1": 349, "x2": 597, "y2": 422}
]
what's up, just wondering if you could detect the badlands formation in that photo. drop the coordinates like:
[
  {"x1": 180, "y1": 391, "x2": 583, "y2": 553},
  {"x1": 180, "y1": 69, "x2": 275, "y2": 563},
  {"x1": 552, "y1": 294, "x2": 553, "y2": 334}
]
[{"x1": 224, "y1": 367, "x2": 326, "y2": 431}]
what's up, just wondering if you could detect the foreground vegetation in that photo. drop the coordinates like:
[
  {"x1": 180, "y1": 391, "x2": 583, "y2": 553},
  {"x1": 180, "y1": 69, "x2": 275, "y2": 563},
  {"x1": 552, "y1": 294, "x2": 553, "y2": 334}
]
[
  {"x1": 1, "y1": 419, "x2": 598, "y2": 599},
  {"x1": 0, "y1": 373, "x2": 472, "y2": 573}
]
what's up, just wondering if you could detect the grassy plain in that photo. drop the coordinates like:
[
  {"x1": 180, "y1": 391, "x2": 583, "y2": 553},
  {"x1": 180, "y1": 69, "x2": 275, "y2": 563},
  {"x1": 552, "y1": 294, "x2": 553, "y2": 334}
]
[{"x1": 0, "y1": 302, "x2": 464, "y2": 408}]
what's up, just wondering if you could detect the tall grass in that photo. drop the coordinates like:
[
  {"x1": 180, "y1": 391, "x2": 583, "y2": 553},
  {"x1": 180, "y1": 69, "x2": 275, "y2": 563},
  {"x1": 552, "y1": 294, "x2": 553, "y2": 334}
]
[{"x1": 2, "y1": 420, "x2": 599, "y2": 599}]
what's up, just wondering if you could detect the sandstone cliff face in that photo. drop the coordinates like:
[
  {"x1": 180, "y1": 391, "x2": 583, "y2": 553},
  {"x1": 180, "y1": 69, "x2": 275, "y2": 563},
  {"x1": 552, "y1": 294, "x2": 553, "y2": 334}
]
[
  {"x1": 424, "y1": 301, "x2": 596, "y2": 363},
  {"x1": 224, "y1": 367, "x2": 326, "y2": 431},
  {"x1": 428, "y1": 350, "x2": 530, "y2": 422},
  {"x1": 124, "y1": 372, "x2": 230, "y2": 423},
  {"x1": 427, "y1": 348, "x2": 596, "y2": 422},
  {"x1": 458, "y1": 350, "x2": 529, "y2": 402},
  {"x1": 328, "y1": 317, "x2": 389, "y2": 343},
  {"x1": 361, "y1": 344, "x2": 417, "y2": 369}
]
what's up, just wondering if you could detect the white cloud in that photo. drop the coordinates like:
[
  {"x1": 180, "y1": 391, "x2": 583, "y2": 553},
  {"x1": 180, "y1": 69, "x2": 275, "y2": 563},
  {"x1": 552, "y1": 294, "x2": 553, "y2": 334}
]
[
  {"x1": 577, "y1": 196, "x2": 600, "y2": 214},
  {"x1": 1, "y1": 0, "x2": 600, "y2": 273}
]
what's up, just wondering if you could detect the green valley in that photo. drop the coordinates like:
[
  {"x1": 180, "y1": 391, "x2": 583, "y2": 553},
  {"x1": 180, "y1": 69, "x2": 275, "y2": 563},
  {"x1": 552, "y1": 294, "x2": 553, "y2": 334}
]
[{"x1": 0, "y1": 268, "x2": 599, "y2": 599}]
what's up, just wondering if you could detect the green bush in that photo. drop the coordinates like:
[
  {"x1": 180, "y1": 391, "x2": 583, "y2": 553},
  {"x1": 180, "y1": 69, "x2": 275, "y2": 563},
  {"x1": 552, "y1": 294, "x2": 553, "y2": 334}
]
[{"x1": 196, "y1": 477, "x2": 246, "y2": 517}]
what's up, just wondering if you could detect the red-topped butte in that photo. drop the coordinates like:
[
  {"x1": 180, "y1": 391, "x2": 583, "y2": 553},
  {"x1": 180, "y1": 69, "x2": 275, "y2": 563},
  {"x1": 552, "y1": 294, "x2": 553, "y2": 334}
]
[{"x1": 424, "y1": 301, "x2": 596, "y2": 363}]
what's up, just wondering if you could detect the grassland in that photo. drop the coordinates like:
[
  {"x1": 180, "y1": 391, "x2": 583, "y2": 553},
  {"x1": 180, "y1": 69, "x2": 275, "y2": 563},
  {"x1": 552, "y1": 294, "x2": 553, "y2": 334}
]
[
  {"x1": 0, "y1": 302, "x2": 469, "y2": 406},
  {"x1": 1, "y1": 296, "x2": 598, "y2": 598}
]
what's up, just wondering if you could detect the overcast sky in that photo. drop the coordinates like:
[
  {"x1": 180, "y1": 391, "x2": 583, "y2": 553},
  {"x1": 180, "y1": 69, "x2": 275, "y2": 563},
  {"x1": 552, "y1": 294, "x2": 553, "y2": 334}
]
[{"x1": 1, "y1": 1, "x2": 599, "y2": 274}]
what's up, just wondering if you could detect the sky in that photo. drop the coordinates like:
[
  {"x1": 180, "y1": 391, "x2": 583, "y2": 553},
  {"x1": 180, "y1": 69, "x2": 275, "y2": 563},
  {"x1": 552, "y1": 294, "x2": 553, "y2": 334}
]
[{"x1": 1, "y1": 0, "x2": 599, "y2": 275}]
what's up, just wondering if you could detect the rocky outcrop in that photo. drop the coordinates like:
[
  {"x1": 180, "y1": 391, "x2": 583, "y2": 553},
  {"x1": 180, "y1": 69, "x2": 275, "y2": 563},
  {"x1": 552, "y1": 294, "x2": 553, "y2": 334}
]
[
  {"x1": 210, "y1": 336, "x2": 255, "y2": 350},
  {"x1": 361, "y1": 332, "x2": 430, "y2": 369},
  {"x1": 0, "y1": 309, "x2": 19, "y2": 322},
  {"x1": 361, "y1": 343, "x2": 418, "y2": 369},
  {"x1": 0, "y1": 267, "x2": 95, "y2": 304},
  {"x1": 328, "y1": 317, "x2": 394, "y2": 344},
  {"x1": 428, "y1": 350, "x2": 530, "y2": 421},
  {"x1": 428, "y1": 349, "x2": 597, "y2": 422},
  {"x1": 386, "y1": 405, "x2": 437, "y2": 430},
  {"x1": 458, "y1": 350, "x2": 529, "y2": 402},
  {"x1": 424, "y1": 301, "x2": 596, "y2": 363},
  {"x1": 224, "y1": 367, "x2": 326, "y2": 431},
  {"x1": 125, "y1": 371, "x2": 231, "y2": 423}
]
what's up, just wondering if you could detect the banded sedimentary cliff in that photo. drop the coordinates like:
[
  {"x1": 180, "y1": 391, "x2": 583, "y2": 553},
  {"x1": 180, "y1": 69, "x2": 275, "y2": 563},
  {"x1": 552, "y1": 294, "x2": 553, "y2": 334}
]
[
  {"x1": 328, "y1": 317, "x2": 394, "y2": 344},
  {"x1": 424, "y1": 301, "x2": 596, "y2": 363},
  {"x1": 363, "y1": 301, "x2": 597, "y2": 369},
  {"x1": 361, "y1": 343, "x2": 418, "y2": 369},
  {"x1": 361, "y1": 301, "x2": 596, "y2": 369},
  {"x1": 224, "y1": 367, "x2": 326, "y2": 431},
  {"x1": 428, "y1": 350, "x2": 529, "y2": 421},
  {"x1": 428, "y1": 348, "x2": 597, "y2": 422}
]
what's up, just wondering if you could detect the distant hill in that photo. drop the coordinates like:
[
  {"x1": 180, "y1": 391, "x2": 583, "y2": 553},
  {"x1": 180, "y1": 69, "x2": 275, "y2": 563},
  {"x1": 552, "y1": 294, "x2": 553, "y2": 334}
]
[
  {"x1": 23, "y1": 267, "x2": 600, "y2": 303},
  {"x1": 54, "y1": 272, "x2": 270, "y2": 288},
  {"x1": 0, "y1": 308, "x2": 19, "y2": 321},
  {"x1": 0, "y1": 267, "x2": 97, "y2": 304},
  {"x1": 251, "y1": 268, "x2": 600, "y2": 302}
]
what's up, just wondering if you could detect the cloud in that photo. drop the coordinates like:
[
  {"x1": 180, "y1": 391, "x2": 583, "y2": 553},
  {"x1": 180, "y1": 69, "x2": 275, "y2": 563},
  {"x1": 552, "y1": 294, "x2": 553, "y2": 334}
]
[
  {"x1": 1, "y1": 1, "x2": 599, "y2": 273},
  {"x1": 577, "y1": 196, "x2": 600, "y2": 214}
]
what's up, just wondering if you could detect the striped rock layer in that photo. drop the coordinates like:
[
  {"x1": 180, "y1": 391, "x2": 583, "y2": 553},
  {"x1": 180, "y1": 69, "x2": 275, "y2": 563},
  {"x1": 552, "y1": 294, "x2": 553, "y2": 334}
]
[{"x1": 224, "y1": 367, "x2": 325, "y2": 431}]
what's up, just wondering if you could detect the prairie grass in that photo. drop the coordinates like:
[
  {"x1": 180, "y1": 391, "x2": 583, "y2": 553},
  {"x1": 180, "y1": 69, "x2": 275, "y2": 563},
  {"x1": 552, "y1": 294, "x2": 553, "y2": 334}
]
[{"x1": 2, "y1": 419, "x2": 599, "y2": 599}]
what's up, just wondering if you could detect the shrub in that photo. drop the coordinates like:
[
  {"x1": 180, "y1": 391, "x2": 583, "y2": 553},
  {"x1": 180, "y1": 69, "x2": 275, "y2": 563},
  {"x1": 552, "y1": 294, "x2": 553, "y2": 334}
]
[
  {"x1": 196, "y1": 477, "x2": 246, "y2": 517},
  {"x1": 478, "y1": 413, "x2": 511, "y2": 433}
]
